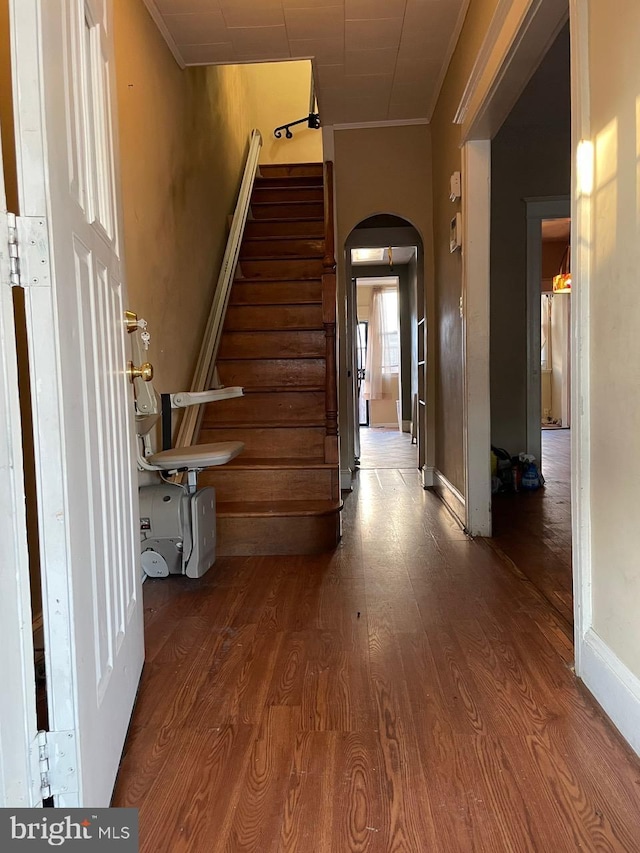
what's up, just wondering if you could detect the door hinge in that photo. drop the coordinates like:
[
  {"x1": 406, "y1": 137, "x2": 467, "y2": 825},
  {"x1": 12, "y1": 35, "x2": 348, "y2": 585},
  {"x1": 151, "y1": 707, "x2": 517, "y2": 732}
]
[
  {"x1": 7, "y1": 213, "x2": 50, "y2": 289},
  {"x1": 32, "y1": 729, "x2": 77, "y2": 800}
]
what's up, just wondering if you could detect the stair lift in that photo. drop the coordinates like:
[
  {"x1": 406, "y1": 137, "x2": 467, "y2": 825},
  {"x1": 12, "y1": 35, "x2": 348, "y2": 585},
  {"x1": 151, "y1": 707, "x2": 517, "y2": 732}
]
[{"x1": 127, "y1": 314, "x2": 244, "y2": 579}]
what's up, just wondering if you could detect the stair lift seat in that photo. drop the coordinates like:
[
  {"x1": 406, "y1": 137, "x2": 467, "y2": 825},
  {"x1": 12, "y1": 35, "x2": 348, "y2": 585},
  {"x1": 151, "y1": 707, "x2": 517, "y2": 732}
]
[
  {"x1": 145, "y1": 441, "x2": 242, "y2": 472},
  {"x1": 129, "y1": 322, "x2": 244, "y2": 580}
]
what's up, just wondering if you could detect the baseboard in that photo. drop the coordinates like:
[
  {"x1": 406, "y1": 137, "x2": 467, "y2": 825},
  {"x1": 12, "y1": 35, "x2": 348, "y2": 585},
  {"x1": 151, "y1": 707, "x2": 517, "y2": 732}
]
[
  {"x1": 580, "y1": 628, "x2": 640, "y2": 757},
  {"x1": 340, "y1": 468, "x2": 353, "y2": 492},
  {"x1": 432, "y1": 469, "x2": 466, "y2": 527},
  {"x1": 421, "y1": 466, "x2": 435, "y2": 488},
  {"x1": 370, "y1": 422, "x2": 400, "y2": 429}
]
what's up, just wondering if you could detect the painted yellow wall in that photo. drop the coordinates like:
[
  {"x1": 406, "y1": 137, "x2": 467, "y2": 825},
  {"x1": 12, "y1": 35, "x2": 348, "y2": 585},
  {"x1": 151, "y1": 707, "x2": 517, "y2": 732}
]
[
  {"x1": 240, "y1": 61, "x2": 322, "y2": 165},
  {"x1": 430, "y1": 0, "x2": 499, "y2": 491},
  {"x1": 334, "y1": 125, "x2": 434, "y2": 470},
  {"x1": 588, "y1": 0, "x2": 640, "y2": 676},
  {"x1": 114, "y1": 0, "x2": 253, "y2": 397}
]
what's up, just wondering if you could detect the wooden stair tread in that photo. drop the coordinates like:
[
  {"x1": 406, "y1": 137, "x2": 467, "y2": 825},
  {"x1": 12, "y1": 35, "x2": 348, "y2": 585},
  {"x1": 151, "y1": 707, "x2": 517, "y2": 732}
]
[
  {"x1": 246, "y1": 217, "x2": 323, "y2": 225},
  {"x1": 242, "y1": 234, "x2": 324, "y2": 243},
  {"x1": 240, "y1": 384, "x2": 324, "y2": 392},
  {"x1": 206, "y1": 419, "x2": 325, "y2": 429},
  {"x1": 217, "y1": 456, "x2": 333, "y2": 470},
  {"x1": 234, "y1": 276, "x2": 322, "y2": 283},
  {"x1": 238, "y1": 254, "x2": 324, "y2": 261},
  {"x1": 217, "y1": 499, "x2": 342, "y2": 518}
]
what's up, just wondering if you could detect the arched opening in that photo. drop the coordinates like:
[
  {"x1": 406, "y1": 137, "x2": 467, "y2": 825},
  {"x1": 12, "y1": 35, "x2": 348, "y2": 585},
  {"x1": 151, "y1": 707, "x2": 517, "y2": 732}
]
[{"x1": 343, "y1": 215, "x2": 427, "y2": 482}]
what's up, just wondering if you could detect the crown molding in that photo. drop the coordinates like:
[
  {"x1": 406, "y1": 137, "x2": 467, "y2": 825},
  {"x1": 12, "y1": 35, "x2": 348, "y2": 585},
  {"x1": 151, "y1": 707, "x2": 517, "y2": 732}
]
[
  {"x1": 331, "y1": 118, "x2": 429, "y2": 132},
  {"x1": 141, "y1": 0, "x2": 186, "y2": 69},
  {"x1": 428, "y1": 0, "x2": 472, "y2": 122}
]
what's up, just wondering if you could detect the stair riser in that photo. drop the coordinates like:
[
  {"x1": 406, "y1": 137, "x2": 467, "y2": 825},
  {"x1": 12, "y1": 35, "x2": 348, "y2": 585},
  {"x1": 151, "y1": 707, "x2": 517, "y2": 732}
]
[
  {"x1": 217, "y1": 513, "x2": 340, "y2": 556},
  {"x1": 240, "y1": 238, "x2": 324, "y2": 259},
  {"x1": 217, "y1": 358, "x2": 326, "y2": 388},
  {"x1": 255, "y1": 175, "x2": 323, "y2": 188},
  {"x1": 219, "y1": 330, "x2": 325, "y2": 359},
  {"x1": 252, "y1": 187, "x2": 323, "y2": 204},
  {"x1": 259, "y1": 163, "x2": 324, "y2": 179},
  {"x1": 251, "y1": 202, "x2": 323, "y2": 220},
  {"x1": 202, "y1": 391, "x2": 325, "y2": 425},
  {"x1": 224, "y1": 304, "x2": 323, "y2": 331},
  {"x1": 229, "y1": 280, "x2": 322, "y2": 305},
  {"x1": 198, "y1": 427, "x2": 325, "y2": 458},
  {"x1": 200, "y1": 468, "x2": 333, "y2": 502},
  {"x1": 244, "y1": 220, "x2": 324, "y2": 239},
  {"x1": 238, "y1": 258, "x2": 324, "y2": 278}
]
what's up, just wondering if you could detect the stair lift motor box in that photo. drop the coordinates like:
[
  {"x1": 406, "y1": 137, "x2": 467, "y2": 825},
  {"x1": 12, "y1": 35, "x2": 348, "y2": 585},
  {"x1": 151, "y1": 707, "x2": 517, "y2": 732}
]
[
  {"x1": 139, "y1": 483, "x2": 187, "y2": 577},
  {"x1": 139, "y1": 483, "x2": 217, "y2": 578}
]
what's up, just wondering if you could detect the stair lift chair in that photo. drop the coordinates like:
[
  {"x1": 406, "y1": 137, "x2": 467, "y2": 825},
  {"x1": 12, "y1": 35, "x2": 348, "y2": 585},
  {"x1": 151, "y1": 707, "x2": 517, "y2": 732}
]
[{"x1": 128, "y1": 316, "x2": 243, "y2": 579}]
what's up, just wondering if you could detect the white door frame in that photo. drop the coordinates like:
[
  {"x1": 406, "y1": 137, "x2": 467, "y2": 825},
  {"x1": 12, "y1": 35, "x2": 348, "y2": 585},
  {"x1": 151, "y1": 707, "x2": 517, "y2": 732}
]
[
  {"x1": 455, "y1": 5, "x2": 586, "y2": 532},
  {"x1": 525, "y1": 195, "x2": 571, "y2": 469},
  {"x1": 461, "y1": 140, "x2": 492, "y2": 536},
  {"x1": 0, "y1": 131, "x2": 40, "y2": 808}
]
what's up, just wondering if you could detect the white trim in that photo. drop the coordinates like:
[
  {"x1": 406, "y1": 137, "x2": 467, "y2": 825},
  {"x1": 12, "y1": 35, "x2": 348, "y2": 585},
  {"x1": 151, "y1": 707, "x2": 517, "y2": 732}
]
[
  {"x1": 454, "y1": 0, "x2": 513, "y2": 125},
  {"x1": 456, "y1": 0, "x2": 568, "y2": 142},
  {"x1": 421, "y1": 466, "x2": 435, "y2": 488},
  {"x1": 581, "y1": 630, "x2": 640, "y2": 758},
  {"x1": 333, "y1": 118, "x2": 429, "y2": 131},
  {"x1": 0, "y1": 157, "x2": 39, "y2": 803},
  {"x1": 569, "y1": 0, "x2": 592, "y2": 672},
  {"x1": 461, "y1": 141, "x2": 492, "y2": 536},
  {"x1": 432, "y1": 469, "x2": 466, "y2": 528},
  {"x1": 369, "y1": 422, "x2": 400, "y2": 429},
  {"x1": 340, "y1": 468, "x2": 353, "y2": 491},
  {"x1": 141, "y1": 0, "x2": 185, "y2": 69},
  {"x1": 525, "y1": 196, "x2": 570, "y2": 468}
]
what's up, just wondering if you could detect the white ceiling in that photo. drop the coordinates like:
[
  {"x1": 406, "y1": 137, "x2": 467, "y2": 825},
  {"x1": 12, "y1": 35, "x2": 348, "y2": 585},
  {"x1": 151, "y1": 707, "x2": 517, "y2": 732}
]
[{"x1": 145, "y1": 0, "x2": 470, "y2": 125}]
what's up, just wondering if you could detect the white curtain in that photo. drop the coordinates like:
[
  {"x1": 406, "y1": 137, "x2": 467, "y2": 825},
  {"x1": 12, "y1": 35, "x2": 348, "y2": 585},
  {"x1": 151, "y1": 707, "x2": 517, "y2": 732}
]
[{"x1": 363, "y1": 286, "x2": 398, "y2": 401}]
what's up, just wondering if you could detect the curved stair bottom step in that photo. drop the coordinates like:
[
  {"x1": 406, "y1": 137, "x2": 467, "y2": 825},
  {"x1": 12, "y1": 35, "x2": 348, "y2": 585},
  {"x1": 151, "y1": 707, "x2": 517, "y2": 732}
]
[{"x1": 216, "y1": 504, "x2": 342, "y2": 556}]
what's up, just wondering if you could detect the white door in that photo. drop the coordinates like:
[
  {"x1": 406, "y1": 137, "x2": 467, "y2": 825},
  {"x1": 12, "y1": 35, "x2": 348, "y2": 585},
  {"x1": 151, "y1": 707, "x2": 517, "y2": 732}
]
[
  {"x1": 0, "y1": 128, "x2": 41, "y2": 808},
  {"x1": 10, "y1": 0, "x2": 144, "y2": 806}
]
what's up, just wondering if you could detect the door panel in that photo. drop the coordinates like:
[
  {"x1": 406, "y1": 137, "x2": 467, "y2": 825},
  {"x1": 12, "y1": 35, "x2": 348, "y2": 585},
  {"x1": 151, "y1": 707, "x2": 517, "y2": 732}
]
[{"x1": 10, "y1": 0, "x2": 143, "y2": 806}]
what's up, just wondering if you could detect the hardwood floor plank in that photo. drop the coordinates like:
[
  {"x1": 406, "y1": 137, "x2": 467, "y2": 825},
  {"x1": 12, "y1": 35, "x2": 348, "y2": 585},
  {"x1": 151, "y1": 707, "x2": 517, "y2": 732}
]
[{"x1": 113, "y1": 427, "x2": 640, "y2": 851}]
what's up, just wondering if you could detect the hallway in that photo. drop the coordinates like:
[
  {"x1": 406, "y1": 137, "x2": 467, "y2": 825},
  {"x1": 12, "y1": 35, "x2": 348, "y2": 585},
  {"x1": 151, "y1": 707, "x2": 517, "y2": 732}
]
[
  {"x1": 113, "y1": 466, "x2": 640, "y2": 851},
  {"x1": 491, "y1": 430, "x2": 573, "y2": 625}
]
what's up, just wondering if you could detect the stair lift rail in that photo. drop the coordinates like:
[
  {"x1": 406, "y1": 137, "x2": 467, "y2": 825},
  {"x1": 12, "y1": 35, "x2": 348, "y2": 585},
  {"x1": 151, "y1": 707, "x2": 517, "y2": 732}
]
[{"x1": 175, "y1": 128, "x2": 263, "y2": 452}]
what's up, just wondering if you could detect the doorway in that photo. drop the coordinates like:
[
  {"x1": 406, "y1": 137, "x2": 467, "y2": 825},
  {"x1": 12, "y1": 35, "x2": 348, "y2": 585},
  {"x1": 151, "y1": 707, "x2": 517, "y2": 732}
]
[{"x1": 343, "y1": 217, "x2": 424, "y2": 480}]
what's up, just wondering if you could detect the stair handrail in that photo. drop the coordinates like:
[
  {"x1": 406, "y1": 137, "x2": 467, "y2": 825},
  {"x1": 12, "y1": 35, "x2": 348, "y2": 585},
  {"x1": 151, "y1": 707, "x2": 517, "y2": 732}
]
[
  {"x1": 175, "y1": 128, "x2": 263, "y2": 450},
  {"x1": 273, "y1": 73, "x2": 320, "y2": 139},
  {"x1": 322, "y1": 160, "x2": 339, "y2": 464}
]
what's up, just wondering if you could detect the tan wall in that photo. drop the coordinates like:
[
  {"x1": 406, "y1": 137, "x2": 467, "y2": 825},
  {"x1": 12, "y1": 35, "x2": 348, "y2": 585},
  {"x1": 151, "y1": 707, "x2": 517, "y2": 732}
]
[
  {"x1": 241, "y1": 61, "x2": 322, "y2": 166},
  {"x1": 588, "y1": 0, "x2": 640, "y2": 675},
  {"x1": 114, "y1": 0, "x2": 253, "y2": 399},
  {"x1": 430, "y1": 0, "x2": 499, "y2": 491},
  {"x1": 334, "y1": 125, "x2": 434, "y2": 471}
]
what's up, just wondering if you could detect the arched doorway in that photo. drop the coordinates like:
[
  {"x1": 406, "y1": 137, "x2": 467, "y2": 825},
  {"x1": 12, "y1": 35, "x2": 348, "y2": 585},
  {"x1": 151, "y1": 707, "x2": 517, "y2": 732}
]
[{"x1": 343, "y1": 215, "x2": 429, "y2": 484}]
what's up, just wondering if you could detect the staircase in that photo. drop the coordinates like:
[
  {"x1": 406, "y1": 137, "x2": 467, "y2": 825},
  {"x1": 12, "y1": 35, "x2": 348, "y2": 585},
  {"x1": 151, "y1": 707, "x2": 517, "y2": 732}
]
[{"x1": 198, "y1": 162, "x2": 342, "y2": 556}]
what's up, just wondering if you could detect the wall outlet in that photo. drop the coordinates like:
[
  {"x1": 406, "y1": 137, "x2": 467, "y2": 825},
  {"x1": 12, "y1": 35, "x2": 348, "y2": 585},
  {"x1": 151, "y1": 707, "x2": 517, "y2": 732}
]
[{"x1": 543, "y1": 408, "x2": 551, "y2": 417}]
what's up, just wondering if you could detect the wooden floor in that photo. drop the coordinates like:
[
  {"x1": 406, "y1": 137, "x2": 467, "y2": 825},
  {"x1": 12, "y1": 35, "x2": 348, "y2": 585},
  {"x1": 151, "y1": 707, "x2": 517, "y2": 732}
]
[
  {"x1": 491, "y1": 429, "x2": 573, "y2": 625},
  {"x1": 113, "y1": 455, "x2": 640, "y2": 851},
  {"x1": 358, "y1": 427, "x2": 418, "y2": 470}
]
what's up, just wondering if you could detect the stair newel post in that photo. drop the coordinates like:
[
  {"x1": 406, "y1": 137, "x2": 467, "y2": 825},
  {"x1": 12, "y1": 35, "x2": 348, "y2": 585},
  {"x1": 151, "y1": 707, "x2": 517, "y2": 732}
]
[{"x1": 323, "y1": 161, "x2": 339, "y2": 466}]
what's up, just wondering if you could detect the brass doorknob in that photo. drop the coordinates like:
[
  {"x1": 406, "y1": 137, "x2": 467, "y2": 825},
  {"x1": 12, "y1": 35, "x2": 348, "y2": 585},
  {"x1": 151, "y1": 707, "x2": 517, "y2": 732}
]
[{"x1": 127, "y1": 361, "x2": 154, "y2": 382}]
